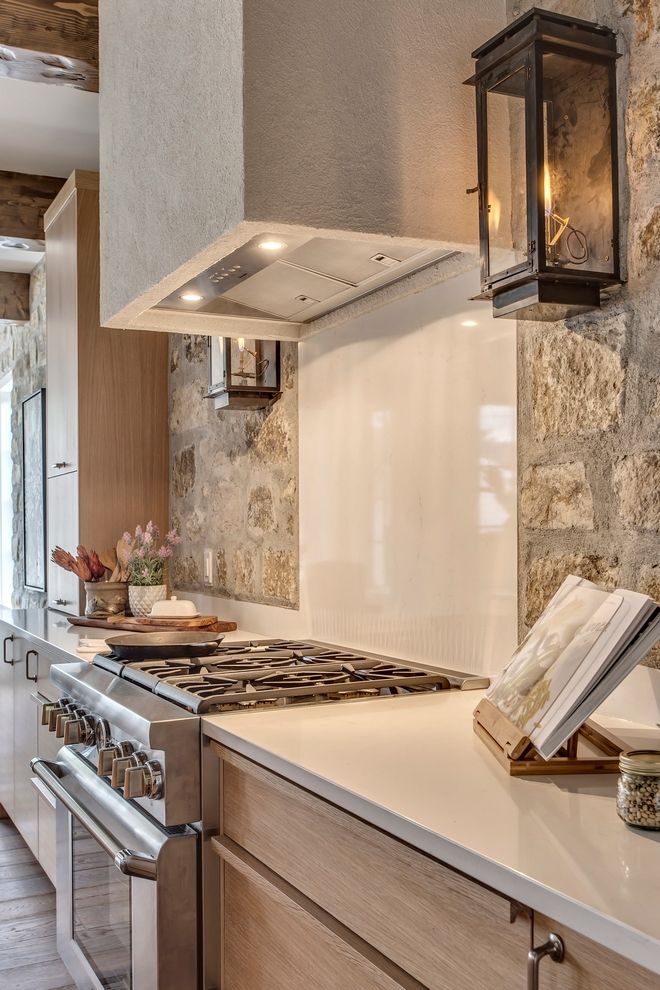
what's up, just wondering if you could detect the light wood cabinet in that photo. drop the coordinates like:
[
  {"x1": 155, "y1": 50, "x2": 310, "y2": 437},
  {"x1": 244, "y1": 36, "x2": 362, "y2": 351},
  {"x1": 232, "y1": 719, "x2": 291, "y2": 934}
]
[
  {"x1": 0, "y1": 629, "x2": 14, "y2": 817},
  {"x1": 12, "y1": 638, "x2": 40, "y2": 859},
  {"x1": 45, "y1": 180, "x2": 78, "y2": 478},
  {"x1": 46, "y1": 471, "x2": 79, "y2": 612},
  {"x1": 214, "y1": 745, "x2": 532, "y2": 990},
  {"x1": 0, "y1": 620, "x2": 69, "y2": 880},
  {"x1": 534, "y1": 915, "x2": 659, "y2": 990},
  {"x1": 34, "y1": 682, "x2": 60, "y2": 886},
  {"x1": 213, "y1": 746, "x2": 660, "y2": 990},
  {"x1": 219, "y1": 847, "x2": 412, "y2": 990},
  {"x1": 44, "y1": 171, "x2": 169, "y2": 615}
]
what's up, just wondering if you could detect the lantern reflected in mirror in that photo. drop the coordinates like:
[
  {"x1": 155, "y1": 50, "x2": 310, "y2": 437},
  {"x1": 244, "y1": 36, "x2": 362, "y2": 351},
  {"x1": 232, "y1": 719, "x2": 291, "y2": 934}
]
[
  {"x1": 469, "y1": 8, "x2": 621, "y2": 320},
  {"x1": 208, "y1": 337, "x2": 281, "y2": 409}
]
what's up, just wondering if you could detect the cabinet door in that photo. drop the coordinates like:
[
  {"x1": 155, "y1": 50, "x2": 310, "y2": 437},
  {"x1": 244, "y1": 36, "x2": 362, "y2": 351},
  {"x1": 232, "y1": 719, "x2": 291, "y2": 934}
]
[
  {"x1": 34, "y1": 688, "x2": 60, "y2": 885},
  {"x1": 0, "y1": 628, "x2": 15, "y2": 817},
  {"x1": 45, "y1": 189, "x2": 78, "y2": 478},
  {"x1": 535, "y1": 915, "x2": 659, "y2": 990},
  {"x1": 218, "y1": 746, "x2": 532, "y2": 990},
  {"x1": 12, "y1": 639, "x2": 39, "y2": 858},
  {"x1": 218, "y1": 845, "x2": 409, "y2": 990},
  {"x1": 47, "y1": 471, "x2": 80, "y2": 615}
]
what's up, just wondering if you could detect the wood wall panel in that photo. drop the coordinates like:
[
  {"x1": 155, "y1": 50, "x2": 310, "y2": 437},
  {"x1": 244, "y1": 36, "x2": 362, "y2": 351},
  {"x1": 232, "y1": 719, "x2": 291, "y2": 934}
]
[
  {"x1": 0, "y1": 171, "x2": 64, "y2": 242},
  {"x1": 0, "y1": 272, "x2": 29, "y2": 322},
  {"x1": 0, "y1": 0, "x2": 98, "y2": 91}
]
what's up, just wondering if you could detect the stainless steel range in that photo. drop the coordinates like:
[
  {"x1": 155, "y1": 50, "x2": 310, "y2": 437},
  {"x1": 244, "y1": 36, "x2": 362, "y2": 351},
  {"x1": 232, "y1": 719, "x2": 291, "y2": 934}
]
[{"x1": 31, "y1": 638, "x2": 488, "y2": 990}]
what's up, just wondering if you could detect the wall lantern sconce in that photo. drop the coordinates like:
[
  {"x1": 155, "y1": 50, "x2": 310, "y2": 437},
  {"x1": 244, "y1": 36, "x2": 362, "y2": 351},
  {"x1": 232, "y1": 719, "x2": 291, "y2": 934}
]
[
  {"x1": 207, "y1": 336, "x2": 281, "y2": 409},
  {"x1": 468, "y1": 8, "x2": 621, "y2": 320}
]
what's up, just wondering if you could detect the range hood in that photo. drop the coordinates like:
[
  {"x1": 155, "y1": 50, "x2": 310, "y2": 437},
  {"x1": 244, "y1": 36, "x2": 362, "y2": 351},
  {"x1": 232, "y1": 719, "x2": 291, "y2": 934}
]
[
  {"x1": 155, "y1": 233, "x2": 455, "y2": 325},
  {"x1": 100, "y1": 1, "x2": 507, "y2": 340}
]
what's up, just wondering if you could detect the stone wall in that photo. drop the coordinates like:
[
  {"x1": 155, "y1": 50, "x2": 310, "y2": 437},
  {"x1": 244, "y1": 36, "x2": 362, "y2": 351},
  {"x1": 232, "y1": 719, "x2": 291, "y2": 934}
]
[
  {"x1": 169, "y1": 335, "x2": 299, "y2": 608},
  {"x1": 513, "y1": 0, "x2": 660, "y2": 667},
  {"x1": 0, "y1": 262, "x2": 47, "y2": 608}
]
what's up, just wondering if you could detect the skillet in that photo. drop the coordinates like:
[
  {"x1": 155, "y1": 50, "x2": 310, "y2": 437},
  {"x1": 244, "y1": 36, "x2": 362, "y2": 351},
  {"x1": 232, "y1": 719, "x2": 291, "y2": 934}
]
[{"x1": 105, "y1": 631, "x2": 226, "y2": 661}]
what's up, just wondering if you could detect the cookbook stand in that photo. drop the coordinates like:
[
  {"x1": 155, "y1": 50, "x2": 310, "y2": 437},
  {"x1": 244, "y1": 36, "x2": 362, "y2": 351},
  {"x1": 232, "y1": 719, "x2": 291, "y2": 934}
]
[{"x1": 473, "y1": 698, "x2": 625, "y2": 776}]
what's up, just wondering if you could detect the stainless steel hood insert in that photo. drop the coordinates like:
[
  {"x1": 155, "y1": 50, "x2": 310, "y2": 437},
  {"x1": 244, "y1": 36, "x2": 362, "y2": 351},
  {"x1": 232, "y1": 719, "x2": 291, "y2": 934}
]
[{"x1": 156, "y1": 234, "x2": 453, "y2": 324}]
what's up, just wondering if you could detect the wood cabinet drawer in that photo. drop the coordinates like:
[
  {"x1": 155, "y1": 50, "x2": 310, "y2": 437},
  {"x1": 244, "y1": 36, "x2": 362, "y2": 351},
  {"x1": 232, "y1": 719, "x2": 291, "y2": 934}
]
[
  {"x1": 217, "y1": 842, "x2": 411, "y2": 990},
  {"x1": 217, "y1": 746, "x2": 531, "y2": 990},
  {"x1": 534, "y1": 915, "x2": 659, "y2": 990}
]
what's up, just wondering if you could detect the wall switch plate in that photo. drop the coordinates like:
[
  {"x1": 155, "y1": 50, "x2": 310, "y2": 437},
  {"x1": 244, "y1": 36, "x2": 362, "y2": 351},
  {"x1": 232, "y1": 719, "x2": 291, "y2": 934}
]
[{"x1": 203, "y1": 548, "x2": 213, "y2": 585}]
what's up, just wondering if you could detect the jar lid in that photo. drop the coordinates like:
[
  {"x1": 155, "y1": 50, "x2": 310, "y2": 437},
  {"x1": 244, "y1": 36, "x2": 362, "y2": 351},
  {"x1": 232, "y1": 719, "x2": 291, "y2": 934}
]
[{"x1": 619, "y1": 750, "x2": 660, "y2": 776}]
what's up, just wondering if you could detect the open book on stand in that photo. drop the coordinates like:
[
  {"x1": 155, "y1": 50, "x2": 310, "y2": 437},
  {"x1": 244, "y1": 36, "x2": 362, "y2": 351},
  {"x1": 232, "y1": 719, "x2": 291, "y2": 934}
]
[{"x1": 483, "y1": 574, "x2": 660, "y2": 762}]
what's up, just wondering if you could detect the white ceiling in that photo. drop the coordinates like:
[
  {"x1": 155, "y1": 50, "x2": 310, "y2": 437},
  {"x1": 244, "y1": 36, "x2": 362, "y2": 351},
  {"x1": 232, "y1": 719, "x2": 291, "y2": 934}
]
[{"x1": 0, "y1": 76, "x2": 99, "y2": 177}]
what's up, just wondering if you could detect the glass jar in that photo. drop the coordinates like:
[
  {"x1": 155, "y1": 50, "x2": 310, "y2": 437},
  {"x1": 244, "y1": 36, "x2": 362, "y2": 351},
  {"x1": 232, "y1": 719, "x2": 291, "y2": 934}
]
[{"x1": 616, "y1": 751, "x2": 660, "y2": 830}]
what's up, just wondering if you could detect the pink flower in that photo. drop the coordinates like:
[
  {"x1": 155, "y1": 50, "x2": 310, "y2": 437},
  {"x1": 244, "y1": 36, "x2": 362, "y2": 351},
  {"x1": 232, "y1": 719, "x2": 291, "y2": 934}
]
[
  {"x1": 166, "y1": 528, "x2": 182, "y2": 545},
  {"x1": 136, "y1": 547, "x2": 145, "y2": 559},
  {"x1": 135, "y1": 525, "x2": 143, "y2": 539},
  {"x1": 142, "y1": 567, "x2": 149, "y2": 578},
  {"x1": 158, "y1": 545, "x2": 172, "y2": 559},
  {"x1": 142, "y1": 530, "x2": 153, "y2": 546},
  {"x1": 123, "y1": 531, "x2": 132, "y2": 544}
]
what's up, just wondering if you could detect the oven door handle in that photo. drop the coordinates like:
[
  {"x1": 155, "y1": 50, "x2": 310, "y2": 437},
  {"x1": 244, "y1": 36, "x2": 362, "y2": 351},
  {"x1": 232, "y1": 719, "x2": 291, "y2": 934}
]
[{"x1": 30, "y1": 758, "x2": 158, "y2": 881}]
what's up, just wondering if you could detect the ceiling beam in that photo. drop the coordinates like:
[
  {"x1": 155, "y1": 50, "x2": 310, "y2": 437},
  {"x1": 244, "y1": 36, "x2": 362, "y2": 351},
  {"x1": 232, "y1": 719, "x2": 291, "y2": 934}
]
[
  {"x1": 0, "y1": 0, "x2": 98, "y2": 91},
  {"x1": 0, "y1": 170, "x2": 65, "y2": 243},
  {"x1": 0, "y1": 272, "x2": 30, "y2": 322}
]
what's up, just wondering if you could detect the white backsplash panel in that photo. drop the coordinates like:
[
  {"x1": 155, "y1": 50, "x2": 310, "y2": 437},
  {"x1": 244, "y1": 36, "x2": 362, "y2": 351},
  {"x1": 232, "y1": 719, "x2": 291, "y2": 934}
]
[
  {"x1": 298, "y1": 269, "x2": 517, "y2": 674},
  {"x1": 190, "y1": 268, "x2": 517, "y2": 676}
]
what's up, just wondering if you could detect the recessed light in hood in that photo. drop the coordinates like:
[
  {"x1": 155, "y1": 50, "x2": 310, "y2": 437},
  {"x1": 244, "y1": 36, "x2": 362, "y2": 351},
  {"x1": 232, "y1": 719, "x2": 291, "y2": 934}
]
[
  {"x1": 156, "y1": 233, "x2": 453, "y2": 325},
  {"x1": 258, "y1": 240, "x2": 286, "y2": 251}
]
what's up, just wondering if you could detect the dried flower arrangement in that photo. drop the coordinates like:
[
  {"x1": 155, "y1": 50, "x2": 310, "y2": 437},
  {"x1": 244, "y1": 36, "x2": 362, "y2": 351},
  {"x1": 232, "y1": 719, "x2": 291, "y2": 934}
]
[{"x1": 123, "y1": 522, "x2": 182, "y2": 587}]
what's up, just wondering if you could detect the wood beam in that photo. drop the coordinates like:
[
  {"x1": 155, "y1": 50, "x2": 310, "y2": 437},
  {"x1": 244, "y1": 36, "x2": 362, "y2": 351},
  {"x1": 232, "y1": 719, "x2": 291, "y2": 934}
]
[
  {"x1": 0, "y1": 170, "x2": 65, "y2": 243},
  {"x1": 0, "y1": 272, "x2": 30, "y2": 322},
  {"x1": 0, "y1": 0, "x2": 98, "y2": 91}
]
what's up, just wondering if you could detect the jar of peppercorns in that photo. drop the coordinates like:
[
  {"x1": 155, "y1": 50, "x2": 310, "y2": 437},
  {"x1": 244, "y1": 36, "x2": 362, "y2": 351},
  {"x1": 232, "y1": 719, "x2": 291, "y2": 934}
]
[{"x1": 617, "y1": 750, "x2": 660, "y2": 830}]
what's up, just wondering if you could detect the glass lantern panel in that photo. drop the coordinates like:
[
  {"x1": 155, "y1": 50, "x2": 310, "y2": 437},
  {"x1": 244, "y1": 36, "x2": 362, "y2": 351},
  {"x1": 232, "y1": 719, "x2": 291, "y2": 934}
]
[
  {"x1": 486, "y1": 64, "x2": 529, "y2": 278},
  {"x1": 209, "y1": 337, "x2": 226, "y2": 393},
  {"x1": 229, "y1": 339, "x2": 278, "y2": 389},
  {"x1": 542, "y1": 53, "x2": 614, "y2": 274}
]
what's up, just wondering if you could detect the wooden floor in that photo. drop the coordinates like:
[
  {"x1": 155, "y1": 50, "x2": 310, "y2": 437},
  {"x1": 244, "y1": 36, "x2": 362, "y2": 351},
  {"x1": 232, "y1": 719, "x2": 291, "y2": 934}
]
[{"x1": 0, "y1": 816, "x2": 76, "y2": 990}]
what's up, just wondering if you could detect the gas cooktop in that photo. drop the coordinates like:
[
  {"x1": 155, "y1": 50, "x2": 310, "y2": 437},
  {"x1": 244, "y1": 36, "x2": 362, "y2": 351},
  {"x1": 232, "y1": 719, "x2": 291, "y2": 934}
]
[{"x1": 93, "y1": 639, "x2": 489, "y2": 714}]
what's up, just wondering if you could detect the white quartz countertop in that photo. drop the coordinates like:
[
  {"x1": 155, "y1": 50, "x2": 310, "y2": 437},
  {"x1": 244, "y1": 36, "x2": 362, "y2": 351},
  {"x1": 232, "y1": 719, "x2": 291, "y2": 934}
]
[
  {"x1": 0, "y1": 607, "x2": 98, "y2": 663},
  {"x1": 0, "y1": 607, "x2": 261, "y2": 663},
  {"x1": 203, "y1": 691, "x2": 660, "y2": 975}
]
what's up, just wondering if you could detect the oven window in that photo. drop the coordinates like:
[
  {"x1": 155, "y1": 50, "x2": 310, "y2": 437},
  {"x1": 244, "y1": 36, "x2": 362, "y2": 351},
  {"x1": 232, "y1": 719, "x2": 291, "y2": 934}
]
[{"x1": 72, "y1": 818, "x2": 133, "y2": 989}]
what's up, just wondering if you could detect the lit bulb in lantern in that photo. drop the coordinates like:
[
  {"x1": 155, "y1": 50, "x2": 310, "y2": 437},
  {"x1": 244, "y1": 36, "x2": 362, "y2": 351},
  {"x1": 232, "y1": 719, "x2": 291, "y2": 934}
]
[
  {"x1": 544, "y1": 164, "x2": 553, "y2": 214},
  {"x1": 544, "y1": 163, "x2": 569, "y2": 248},
  {"x1": 237, "y1": 337, "x2": 246, "y2": 352}
]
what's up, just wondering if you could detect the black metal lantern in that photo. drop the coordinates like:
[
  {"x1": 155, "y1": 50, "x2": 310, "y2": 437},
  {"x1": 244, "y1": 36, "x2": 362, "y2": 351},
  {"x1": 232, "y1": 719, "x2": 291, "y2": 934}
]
[
  {"x1": 469, "y1": 8, "x2": 621, "y2": 320},
  {"x1": 207, "y1": 337, "x2": 281, "y2": 409}
]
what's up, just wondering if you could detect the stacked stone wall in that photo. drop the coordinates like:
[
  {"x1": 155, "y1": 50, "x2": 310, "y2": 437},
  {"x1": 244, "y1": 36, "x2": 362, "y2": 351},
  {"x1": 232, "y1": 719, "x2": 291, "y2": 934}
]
[{"x1": 513, "y1": 0, "x2": 660, "y2": 667}]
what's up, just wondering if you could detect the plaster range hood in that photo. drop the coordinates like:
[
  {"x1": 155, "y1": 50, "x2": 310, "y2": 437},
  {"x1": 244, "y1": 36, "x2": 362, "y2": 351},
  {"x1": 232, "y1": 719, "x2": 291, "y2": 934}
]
[
  {"x1": 100, "y1": 1, "x2": 508, "y2": 339},
  {"x1": 155, "y1": 234, "x2": 456, "y2": 324}
]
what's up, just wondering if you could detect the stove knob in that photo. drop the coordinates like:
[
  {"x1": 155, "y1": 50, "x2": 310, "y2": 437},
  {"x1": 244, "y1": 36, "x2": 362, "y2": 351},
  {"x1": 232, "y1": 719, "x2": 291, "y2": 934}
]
[
  {"x1": 98, "y1": 741, "x2": 134, "y2": 777},
  {"x1": 64, "y1": 713, "x2": 96, "y2": 746},
  {"x1": 47, "y1": 698, "x2": 71, "y2": 732},
  {"x1": 123, "y1": 758, "x2": 164, "y2": 801},
  {"x1": 111, "y1": 750, "x2": 145, "y2": 789},
  {"x1": 95, "y1": 718, "x2": 112, "y2": 751},
  {"x1": 56, "y1": 705, "x2": 83, "y2": 739}
]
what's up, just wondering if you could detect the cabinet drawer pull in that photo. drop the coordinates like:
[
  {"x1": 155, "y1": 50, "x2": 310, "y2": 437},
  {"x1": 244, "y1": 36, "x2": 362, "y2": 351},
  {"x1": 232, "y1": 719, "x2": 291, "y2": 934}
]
[
  {"x1": 52, "y1": 598, "x2": 68, "y2": 606},
  {"x1": 528, "y1": 933, "x2": 564, "y2": 990},
  {"x1": 51, "y1": 461, "x2": 69, "y2": 470},
  {"x1": 3, "y1": 634, "x2": 13, "y2": 666},
  {"x1": 25, "y1": 648, "x2": 38, "y2": 683}
]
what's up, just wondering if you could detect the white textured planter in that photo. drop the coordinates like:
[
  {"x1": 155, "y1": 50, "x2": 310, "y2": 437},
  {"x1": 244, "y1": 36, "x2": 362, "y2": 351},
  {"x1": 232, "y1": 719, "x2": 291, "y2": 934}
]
[{"x1": 128, "y1": 584, "x2": 166, "y2": 618}]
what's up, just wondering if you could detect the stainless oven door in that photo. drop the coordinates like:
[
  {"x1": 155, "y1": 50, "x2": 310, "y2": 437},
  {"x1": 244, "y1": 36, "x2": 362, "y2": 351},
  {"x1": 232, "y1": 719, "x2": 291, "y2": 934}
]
[{"x1": 31, "y1": 748, "x2": 198, "y2": 990}]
